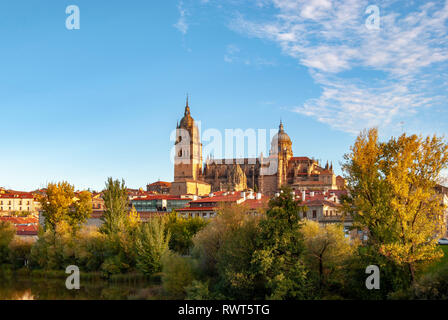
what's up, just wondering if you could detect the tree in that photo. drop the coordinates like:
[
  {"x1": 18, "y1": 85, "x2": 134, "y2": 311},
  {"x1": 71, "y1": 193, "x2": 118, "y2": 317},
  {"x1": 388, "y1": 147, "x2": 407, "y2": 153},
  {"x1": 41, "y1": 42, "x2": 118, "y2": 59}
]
[
  {"x1": 193, "y1": 204, "x2": 253, "y2": 276},
  {"x1": 69, "y1": 190, "x2": 93, "y2": 232},
  {"x1": 252, "y1": 187, "x2": 314, "y2": 299},
  {"x1": 301, "y1": 220, "x2": 355, "y2": 289},
  {"x1": 37, "y1": 182, "x2": 92, "y2": 233},
  {"x1": 161, "y1": 251, "x2": 195, "y2": 299},
  {"x1": 343, "y1": 128, "x2": 448, "y2": 283},
  {"x1": 192, "y1": 204, "x2": 262, "y2": 299},
  {"x1": 166, "y1": 211, "x2": 208, "y2": 255},
  {"x1": 135, "y1": 217, "x2": 171, "y2": 275},
  {"x1": 215, "y1": 213, "x2": 261, "y2": 299},
  {"x1": 37, "y1": 182, "x2": 74, "y2": 232},
  {"x1": 0, "y1": 221, "x2": 16, "y2": 264},
  {"x1": 100, "y1": 178, "x2": 129, "y2": 235}
]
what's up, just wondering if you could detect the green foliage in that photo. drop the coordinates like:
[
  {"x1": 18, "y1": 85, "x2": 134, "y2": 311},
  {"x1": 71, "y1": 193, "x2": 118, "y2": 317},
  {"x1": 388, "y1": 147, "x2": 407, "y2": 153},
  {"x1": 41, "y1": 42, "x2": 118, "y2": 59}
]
[
  {"x1": 161, "y1": 251, "x2": 195, "y2": 299},
  {"x1": 390, "y1": 264, "x2": 448, "y2": 299},
  {"x1": 215, "y1": 215, "x2": 261, "y2": 299},
  {"x1": 0, "y1": 221, "x2": 16, "y2": 264},
  {"x1": 166, "y1": 211, "x2": 208, "y2": 255},
  {"x1": 342, "y1": 129, "x2": 448, "y2": 284},
  {"x1": 192, "y1": 204, "x2": 254, "y2": 276},
  {"x1": 341, "y1": 245, "x2": 410, "y2": 300},
  {"x1": 301, "y1": 220, "x2": 355, "y2": 291},
  {"x1": 29, "y1": 221, "x2": 77, "y2": 270},
  {"x1": 8, "y1": 238, "x2": 33, "y2": 270},
  {"x1": 135, "y1": 218, "x2": 171, "y2": 275},
  {"x1": 252, "y1": 187, "x2": 314, "y2": 299},
  {"x1": 185, "y1": 280, "x2": 212, "y2": 300},
  {"x1": 100, "y1": 178, "x2": 129, "y2": 235}
]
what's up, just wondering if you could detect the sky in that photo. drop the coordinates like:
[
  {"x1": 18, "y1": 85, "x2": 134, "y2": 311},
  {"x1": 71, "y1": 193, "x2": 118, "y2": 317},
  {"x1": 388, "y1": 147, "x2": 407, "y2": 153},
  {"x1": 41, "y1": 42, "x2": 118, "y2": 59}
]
[{"x1": 0, "y1": 0, "x2": 447, "y2": 191}]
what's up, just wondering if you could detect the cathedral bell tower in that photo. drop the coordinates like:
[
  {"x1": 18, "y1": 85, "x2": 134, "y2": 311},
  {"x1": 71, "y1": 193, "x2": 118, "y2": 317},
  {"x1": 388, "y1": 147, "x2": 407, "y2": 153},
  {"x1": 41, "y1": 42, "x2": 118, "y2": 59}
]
[{"x1": 174, "y1": 96, "x2": 203, "y2": 181}]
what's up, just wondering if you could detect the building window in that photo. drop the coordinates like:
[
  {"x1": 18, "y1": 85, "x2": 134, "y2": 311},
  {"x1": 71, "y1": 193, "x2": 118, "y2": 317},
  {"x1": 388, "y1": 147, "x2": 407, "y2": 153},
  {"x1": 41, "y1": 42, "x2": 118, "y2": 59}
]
[
  {"x1": 325, "y1": 210, "x2": 328, "y2": 216},
  {"x1": 312, "y1": 210, "x2": 317, "y2": 218}
]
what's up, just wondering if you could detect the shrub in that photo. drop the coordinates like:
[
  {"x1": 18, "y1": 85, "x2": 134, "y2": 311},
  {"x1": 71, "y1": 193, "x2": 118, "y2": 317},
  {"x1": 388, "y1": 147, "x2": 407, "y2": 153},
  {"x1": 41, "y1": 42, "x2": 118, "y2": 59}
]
[
  {"x1": 0, "y1": 221, "x2": 16, "y2": 264},
  {"x1": 161, "y1": 251, "x2": 195, "y2": 299},
  {"x1": 135, "y1": 218, "x2": 170, "y2": 275}
]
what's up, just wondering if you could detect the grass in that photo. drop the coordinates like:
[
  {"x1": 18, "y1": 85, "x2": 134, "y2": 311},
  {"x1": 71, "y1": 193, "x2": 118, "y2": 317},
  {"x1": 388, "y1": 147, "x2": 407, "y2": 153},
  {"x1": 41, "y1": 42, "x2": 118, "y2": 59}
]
[{"x1": 422, "y1": 245, "x2": 448, "y2": 275}]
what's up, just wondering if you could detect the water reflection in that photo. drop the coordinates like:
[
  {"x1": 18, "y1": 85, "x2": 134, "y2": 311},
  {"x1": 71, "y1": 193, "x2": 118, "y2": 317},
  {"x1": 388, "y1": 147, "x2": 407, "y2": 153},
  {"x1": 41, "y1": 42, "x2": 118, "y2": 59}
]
[{"x1": 0, "y1": 276, "x2": 162, "y2": 300}]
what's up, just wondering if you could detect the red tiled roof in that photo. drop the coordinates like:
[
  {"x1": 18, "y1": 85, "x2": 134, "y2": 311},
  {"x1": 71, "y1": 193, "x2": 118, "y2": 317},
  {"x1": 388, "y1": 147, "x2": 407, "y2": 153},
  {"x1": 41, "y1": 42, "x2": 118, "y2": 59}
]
[
  {"x1": 244, "y1": 198, "x2": 269, "y2": 209},
  {"x1": 0, "y1": 216, "x2": 38, "y2": 224},
  {"x1": 190, "y1": 194, "x2": 242, "y2": 203},
  {"x1": 0, "y1": 192, "x2": 34, "y2": 199},
  {"x1": 132, "y1": 195, "x2": 191, "y2": 201},
  {"x1": 303, "y1": 199, "x2": 342, "y2": 207},
  {"x1": 0, "y1": 216, "x2": 38, "y2": 236},
  {"x1": 290, "y1": 157, "x2": 312, "y2": 161},
  {"x1": 16, "y1": 225, "x2": 38, "y2": 236},
  {"x1": 148, "y1": 181, "x2": 172, "y2": 187},
  {"x1": 176, "y1": 207, "x2": 217, "y2": 212}
]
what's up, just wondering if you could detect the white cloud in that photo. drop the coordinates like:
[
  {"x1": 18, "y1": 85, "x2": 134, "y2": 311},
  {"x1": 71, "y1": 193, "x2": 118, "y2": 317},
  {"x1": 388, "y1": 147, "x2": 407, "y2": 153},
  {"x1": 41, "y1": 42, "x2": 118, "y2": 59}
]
[
  {"x1": 230, "y1": 0, "x2": 448, "y2": 133},
  {"x1": 174, "y1": 1, "x2": 189, "y2": 35},
  {"x1": 224, "y1": 43, "x2": 276, "y2": 66}
]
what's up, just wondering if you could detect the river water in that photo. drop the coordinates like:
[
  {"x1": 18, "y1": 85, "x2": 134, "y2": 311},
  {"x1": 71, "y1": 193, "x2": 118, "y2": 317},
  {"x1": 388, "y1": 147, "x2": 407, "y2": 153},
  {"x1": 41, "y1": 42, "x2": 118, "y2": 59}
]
[{"x1": 0, "y1": 276, "x2": 162, "y2": 300}]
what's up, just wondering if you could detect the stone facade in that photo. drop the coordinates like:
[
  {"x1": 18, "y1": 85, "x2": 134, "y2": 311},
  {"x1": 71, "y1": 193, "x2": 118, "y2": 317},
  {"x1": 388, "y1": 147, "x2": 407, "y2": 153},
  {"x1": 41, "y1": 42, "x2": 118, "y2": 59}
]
[{"x1": 172, "y1": 99, "x2": 345, "y2": 196}]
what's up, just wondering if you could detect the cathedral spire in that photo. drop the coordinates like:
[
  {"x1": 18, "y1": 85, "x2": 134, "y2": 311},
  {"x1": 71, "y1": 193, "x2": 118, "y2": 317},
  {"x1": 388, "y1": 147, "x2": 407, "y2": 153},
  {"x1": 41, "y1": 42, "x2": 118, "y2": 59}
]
[
  {"x1": 279, "y1": 119, "x2": 284, "y2": 132},
  {"x1": 185, "y1": 94, "x2": 190, "y2": 116}
]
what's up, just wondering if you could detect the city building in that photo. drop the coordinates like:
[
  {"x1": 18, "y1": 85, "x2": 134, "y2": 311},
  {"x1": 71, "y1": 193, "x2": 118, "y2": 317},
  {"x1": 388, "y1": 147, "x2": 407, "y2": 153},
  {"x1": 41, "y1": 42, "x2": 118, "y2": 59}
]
[
  {"x1": 176, "y1": 190, "x2": 269, "y2": 219},
  {"x1": 131, "y1": 194, "x2": 193, "y2": 213},
  {"x1": 171, "y1": 98, "x2": 345, "y2": 196},
  {"x1": 0, "y1": 216, "x2": 39, "y2": 239},
  {"x1": 146, "y1": 181, "x2": 171, "y2": 194},
  {"x1": 0, "y1": 191, "x2": 37, "y2": 215}
]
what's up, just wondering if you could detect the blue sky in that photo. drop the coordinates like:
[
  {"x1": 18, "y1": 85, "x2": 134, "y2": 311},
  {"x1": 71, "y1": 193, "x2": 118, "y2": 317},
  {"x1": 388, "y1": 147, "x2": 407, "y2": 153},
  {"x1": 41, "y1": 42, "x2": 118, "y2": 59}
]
[{"x1": 0, "y1": 0, "x2": 447, "y2": 191}]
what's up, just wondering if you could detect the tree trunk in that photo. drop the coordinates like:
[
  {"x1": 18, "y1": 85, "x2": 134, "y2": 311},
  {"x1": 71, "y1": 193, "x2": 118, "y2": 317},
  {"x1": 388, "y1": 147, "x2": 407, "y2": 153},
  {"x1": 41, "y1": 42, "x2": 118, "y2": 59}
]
[
  {"x1": 408, "y1": 263, "x2": 415, "y2": 284},
  {"x1": 319, "y1": 256, "x2": 323, "y2": 288}
]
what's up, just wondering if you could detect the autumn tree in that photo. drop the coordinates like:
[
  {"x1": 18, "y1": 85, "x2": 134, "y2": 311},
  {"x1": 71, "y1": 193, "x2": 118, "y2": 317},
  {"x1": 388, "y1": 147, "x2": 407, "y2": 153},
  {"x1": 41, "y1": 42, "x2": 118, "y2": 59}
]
[
  {"x1": 302, "y1": 220, "x2": 355, "y2": 289},
  {"x1": 37, "y1": 182, "x2": 92, "y2": 233},
  {"x1": 69, "y1": 190, "x2": 93, "y2": 232},
  {"x1": 343, "y1": 128, "x2": 448, "y2": 283}
]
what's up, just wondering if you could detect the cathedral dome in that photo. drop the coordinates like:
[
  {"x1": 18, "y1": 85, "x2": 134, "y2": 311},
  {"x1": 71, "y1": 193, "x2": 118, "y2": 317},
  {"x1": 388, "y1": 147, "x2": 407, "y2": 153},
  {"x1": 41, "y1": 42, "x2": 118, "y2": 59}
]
[
  {"x1": 270, "y1": 121, "x2": 293, "y2": 155},
  {"x1": 275, "y1": 121, "x2": 291, "y2": 144}
]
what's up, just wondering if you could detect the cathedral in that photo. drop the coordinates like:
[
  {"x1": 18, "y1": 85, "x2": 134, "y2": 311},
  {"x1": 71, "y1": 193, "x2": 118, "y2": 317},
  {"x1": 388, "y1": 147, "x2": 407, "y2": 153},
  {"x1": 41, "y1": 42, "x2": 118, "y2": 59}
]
[{"x1": 170, "y1": 99, "x2": 345, "y2": 196}]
